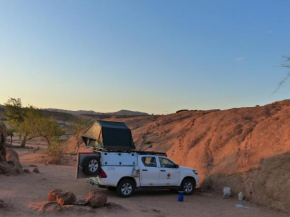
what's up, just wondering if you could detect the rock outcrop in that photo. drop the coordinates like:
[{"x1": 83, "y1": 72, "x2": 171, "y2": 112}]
[
  {"x1": 0, "y1": 124, "x2": 6, "y2": 162},
  {"x1": 0, "y1": 124, "x2": 22, "y2": 175},
  {"x1": 104, "y1": 100, "x2": 290, "y2": 213},
  {"x1": 6, "y1": 147, "x2": 22, "y2": 173}
]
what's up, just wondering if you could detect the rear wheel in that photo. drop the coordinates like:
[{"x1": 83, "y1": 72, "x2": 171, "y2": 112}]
[
  {"x1": 82, "y1": 156, "x2": 101, "y2": 175},
  {"x1": 117, "y1": 179, "x2": 135, "y2": 197},
  {"x1": 180, "y1": 178, "x2": 196, "y2": 195}
]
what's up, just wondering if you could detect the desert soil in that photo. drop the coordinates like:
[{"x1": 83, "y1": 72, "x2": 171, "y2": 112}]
[{"x1": 0, "y1": 147, "x2": 288, "y2": 217}]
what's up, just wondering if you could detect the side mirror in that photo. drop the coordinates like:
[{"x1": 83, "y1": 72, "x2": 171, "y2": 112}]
[{"x1": 175, "y1": 164, "x2": 179, "y2": 168}]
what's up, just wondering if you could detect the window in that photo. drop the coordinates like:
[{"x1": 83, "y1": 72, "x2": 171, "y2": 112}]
[
  {"x1": 141, "y1": 157, "x2": 157, "y2": 167},
  {"x1": 159, "y1": 157, "x2": 176, "y2": 168}
]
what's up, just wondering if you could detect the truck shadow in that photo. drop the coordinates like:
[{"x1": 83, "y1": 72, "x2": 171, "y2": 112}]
[{"x1": 102, "y1": 188, "x2": 202, "y2": 198}]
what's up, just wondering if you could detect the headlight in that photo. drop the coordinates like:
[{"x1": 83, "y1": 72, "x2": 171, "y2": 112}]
[{"x1": 193, "y1": 170, "x2": 198, "y2": 175}]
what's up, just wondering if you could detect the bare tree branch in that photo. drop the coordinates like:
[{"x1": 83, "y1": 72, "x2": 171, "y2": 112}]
[
  {"x1": 272, "y1": 72, "x2": 290, "y2": 95},
  {"x1": 272, "y1": 57, "x2": 290, "y2": 95}
]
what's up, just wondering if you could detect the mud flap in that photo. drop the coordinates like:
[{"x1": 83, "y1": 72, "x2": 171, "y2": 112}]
[{"x1": 76, "y1": 152, "x2": 100, "y2": 179}]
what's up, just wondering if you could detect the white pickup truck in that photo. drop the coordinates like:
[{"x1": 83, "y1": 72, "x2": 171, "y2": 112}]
[{"x1": 77, "y1": 150, "x2": 199, "y2": 197}]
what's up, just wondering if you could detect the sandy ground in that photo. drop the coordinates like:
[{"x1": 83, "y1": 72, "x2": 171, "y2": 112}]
[{"x1": 0, "y1": 147, "x2": 288, "y2": 217}]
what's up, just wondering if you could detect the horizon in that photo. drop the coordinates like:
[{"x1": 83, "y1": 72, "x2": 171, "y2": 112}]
[
  {"x1": 2, "y1": 98, "x2": 289, "y2": 115},
  {"x1": 1, "y1": 1, "x2": 290, "y2": 114}
]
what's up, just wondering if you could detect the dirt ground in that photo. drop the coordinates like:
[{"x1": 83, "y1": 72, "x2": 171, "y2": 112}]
[{"x1": 0, "y1": 147, "x2": 288, "y2": 217}]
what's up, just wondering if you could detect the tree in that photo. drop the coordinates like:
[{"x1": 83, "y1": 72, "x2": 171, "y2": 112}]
[
  {"x1": 3, "y1": 98, "x2": 30, "y2": 147},
  {"x1": 4, "y1": 98, "x2": 63, "y2": 147},
  {"x1": 69, "y1": 117, "x2": 92, "y2": 135},
  {"x1": 6, "y1": 127, "x2": 15, "y2": 145},
  {"x1": 23, "y1": 107, "x2": 63, "y2": 146},
  {"x1": 3, "y1": 98, "x2": 25, "y2": 124}
]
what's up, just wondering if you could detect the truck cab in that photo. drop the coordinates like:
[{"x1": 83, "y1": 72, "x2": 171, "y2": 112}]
[{"x1": 77, "y1": 151, "x2": 199, "y2": 197}]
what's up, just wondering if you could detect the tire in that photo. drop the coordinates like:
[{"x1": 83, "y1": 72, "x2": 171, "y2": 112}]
[
  {"x1": 117, "y1": 179, "x2": 135, "y2": 198},
  {"x1": 82, "y1": 156, "x2": 101, "y2": 176},
  {"x1": 107, "y1": 186, "x2": 116, "y2": 191},
  {"x1": 180, "y1": 178, "x2": 196, "y2": 195}
]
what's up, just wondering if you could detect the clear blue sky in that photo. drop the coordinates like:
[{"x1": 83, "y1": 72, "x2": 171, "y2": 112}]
[{"x1": 1, "y1": 0, "x2": 290, "y2": 114}]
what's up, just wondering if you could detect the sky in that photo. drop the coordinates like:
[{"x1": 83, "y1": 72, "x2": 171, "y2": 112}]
[{"x1": 0, "y1": 0, "x2": 290, "y2": 114}]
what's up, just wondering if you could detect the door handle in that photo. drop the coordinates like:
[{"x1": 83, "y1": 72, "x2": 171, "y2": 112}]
[
  {"x1": 142, "y1": 169, "x2": 148, "y2": 171},
  {"x1": 160, "y1": 170, "x2": 166, "y2": 172}
]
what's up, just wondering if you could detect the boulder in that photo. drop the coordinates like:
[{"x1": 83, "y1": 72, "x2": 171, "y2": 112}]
[
  {"x1": 0, "y1": 126, "x2": 22, "y2": 175},
  {"x1": 0, "y1": 124, "x2": 6, "y2": 162},
  {"x1": 23, "y1": 169, "x2": 30, "y2": 173},
  {"x1": 0, "y1": 162, "x2": 12, "y2": 174},
  {"x1": 47, "y1": 189, "x2": 76, "y2": 205},
  {"x1": 85, "y1": 191, "x2": 96, "y2": 202},
  {"x1": 55, "y1": 191, "x2": 76, "y2": 205},
  {"x1": 0, "y1": 199, "x2": 5, "y2": 208},
  {"x1": 6, "y1": 147, "x2": 20, "y2": 162},
  {"x1": 48, "y1": 189, "x2": 63, "y2": 202},
  {"x1": 89, "y1": 194, "x2": 107, "y2": 208},
  {"x1": 85, "y1": 191, "x2": 107, "y2": 208},
  {"x1": 0, "y1": 125, "x2": 23, "y2": 175},
  {"x1": 33, "y1": 167, "x2": 40, "y2": 173},
  {"x1": 0, "y1": 161, "x2": 21, "y2": 175}
]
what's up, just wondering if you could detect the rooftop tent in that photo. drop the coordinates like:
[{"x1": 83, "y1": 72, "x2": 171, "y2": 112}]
[{"x1": 82, "y1": 120, "x2": 135, "y2": 151}]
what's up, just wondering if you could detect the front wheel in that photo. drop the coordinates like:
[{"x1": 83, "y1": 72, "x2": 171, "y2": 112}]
[
  {"x1": 117, "y1": 179, "x2": 135, "y2": 198},
  {"x1": 180, "y1": 178, "x2": 196, "y2": 195}
]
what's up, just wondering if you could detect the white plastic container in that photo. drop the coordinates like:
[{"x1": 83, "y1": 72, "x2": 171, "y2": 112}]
[
  {"x1": 238, "y1": 192, "x2": 244, "y2": 201},
  {"x1": 223, "y1": 187, "x2": 231, "y2": 199}
]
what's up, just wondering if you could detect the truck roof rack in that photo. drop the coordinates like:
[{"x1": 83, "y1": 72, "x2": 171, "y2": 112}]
[
  {"x1": 94, "y1": 148, "x2": 167, "y2": 156},
  {"x1": 135, "y1": 151, "x2": 167, "y2": 156}
]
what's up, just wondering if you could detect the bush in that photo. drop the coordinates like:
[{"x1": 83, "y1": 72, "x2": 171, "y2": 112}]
[{"x1": 45, "y1": 141, "x2": 67, "y2": 164}]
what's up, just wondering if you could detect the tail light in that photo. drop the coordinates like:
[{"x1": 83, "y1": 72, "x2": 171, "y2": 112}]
[
  {"x1": 193, "y1": 170, "x2": 198, "y2": 175},
  {"x1": 100, "y1": 168, "x2": 107, "y2": 178}
]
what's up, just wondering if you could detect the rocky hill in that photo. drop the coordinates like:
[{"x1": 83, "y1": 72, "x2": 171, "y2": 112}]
[
  {"x1": 44, "y1": 108, "x2": 149, "y2": 116},
  {"x1": 104, "y1": 100, "x2": 290, "y2": 212}
]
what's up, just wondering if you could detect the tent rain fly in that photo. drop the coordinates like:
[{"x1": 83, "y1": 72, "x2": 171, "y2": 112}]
[{"x1": 82, "y1": 120, "x2": 135, "y2": 151}]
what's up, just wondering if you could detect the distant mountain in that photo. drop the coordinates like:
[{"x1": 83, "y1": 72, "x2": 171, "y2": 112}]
[
  {"x1": 45, "y1": 108, "x2": 101, "y2": 116},
  {"x1": 0, "y1": 105, "x2": 148, "y2": 118},
  {"x1": 44, "y1": 108, "x2": 148, "y2": 116},
  {"x1": 107, "y1": 110, "x2": 149, "y2": 116}
]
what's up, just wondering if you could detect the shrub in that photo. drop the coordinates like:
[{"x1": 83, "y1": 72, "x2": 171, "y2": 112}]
[{"x1": 45, "y1": 141, "x2": 67, "y2": 164}]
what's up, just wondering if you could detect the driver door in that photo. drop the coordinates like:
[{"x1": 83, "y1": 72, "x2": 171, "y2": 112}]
[{"x1": 158, "y1": 157, "x2": 180, "y2": 186}]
